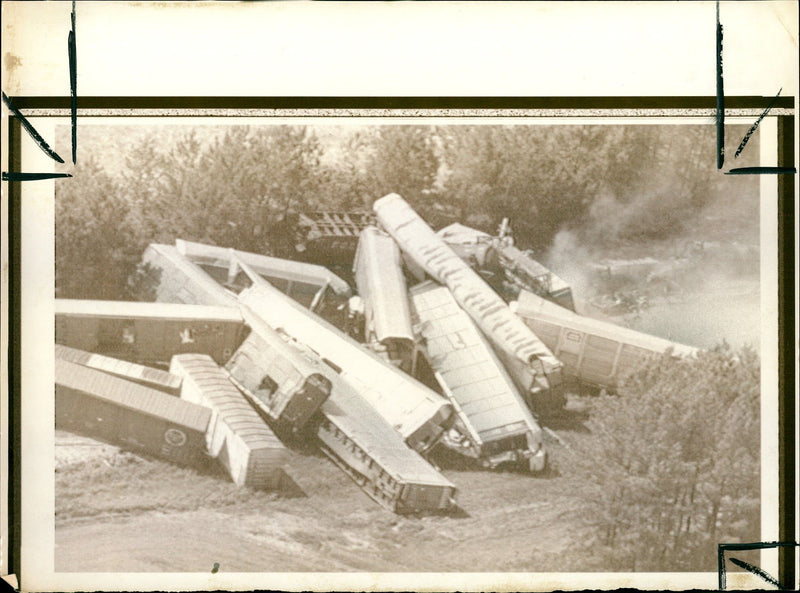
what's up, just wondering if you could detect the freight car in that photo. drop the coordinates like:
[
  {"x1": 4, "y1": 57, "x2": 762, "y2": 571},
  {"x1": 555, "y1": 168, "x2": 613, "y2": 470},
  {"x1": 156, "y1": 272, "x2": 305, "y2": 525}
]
[
  {"x1": 175, "y1": 238, "x2": 352, "y2": 306},
  {"x1": 234, "y1": 260, "x2": 453, "y2": 453},
  {"x1": 514, "y1": 290, "x2": 699, "y2": 392},
  {"x1": 294, "y1": 210, "x2": 377, "y2": 265},
  {"x1": 55, "y1": 358, "x2": 212, "y2": 467},
  {"x1": 259, "y1": 326, "x2": 458, "y2": 513},
  {"x1": 316, "y1": 376, "x2": 458, "y2": 514},
  {"x1": 55, "y1": 344, "x2": 183, "y2": 395},
  {"x1": 170, "y1": 354, "x2": 288, "y2": 489},
  {"x1": 353, "y1": 226, "x2": 415, "y2": 372},
  {"x1": 374, "y1": 193, "x2": 565, "y2": 414},
  {"x1": 225, "y1": 307, "x2": 332, "y2": 432},
  {"x1": 437, "y1": 222, "x2": 575, "y2": 310},
  {"x1": 142, "y1": 243, "x2": 239, "y2": 307},
  {"x1": 409, "y1": 281, "x2": 547, "y2": 472},
  {"x1": 55, "y1": 299, "x2": 248, "y2": 366}
]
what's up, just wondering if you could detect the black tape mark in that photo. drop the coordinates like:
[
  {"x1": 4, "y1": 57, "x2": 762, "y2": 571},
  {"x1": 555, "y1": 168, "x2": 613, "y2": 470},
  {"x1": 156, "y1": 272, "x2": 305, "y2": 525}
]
[
  {"x1": 2, "y1": 172, "x2": 73, "y2": 182},
  {"x1": 728, "y1": 557, "x2": 781, "y2": 589},
  {"x1": 716, "y1": 0, "x2": 724, "y2": 169},
  {"x1": 725, "y1": 167, "x2": 797, "y2": 175},
  {"x1": 734, "y1": 88, "x2": 782, "y2": 159},
  {"x1": 718, "y1": 541, "x2": 798, "y2": 590},
  {"x1": 2, "y1": 92, "x2": 65, "y2": 164},
  {"x1": 69, "y1": 0, "x2": 77, "y2": 164}
]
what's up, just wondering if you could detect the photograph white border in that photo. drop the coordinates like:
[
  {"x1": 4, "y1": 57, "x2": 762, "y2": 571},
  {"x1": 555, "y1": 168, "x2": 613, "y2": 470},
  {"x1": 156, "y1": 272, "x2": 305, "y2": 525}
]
[{"x1": 3, "y1": 0, "x2": 798, "y2": 591}]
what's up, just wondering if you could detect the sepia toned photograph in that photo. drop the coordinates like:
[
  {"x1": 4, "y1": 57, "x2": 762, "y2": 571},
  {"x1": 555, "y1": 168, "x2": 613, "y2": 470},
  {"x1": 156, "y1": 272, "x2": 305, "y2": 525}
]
[
  {"x1": 4, "y1": 2, "x2": 796, "y2": 591},
  {"x1": 49, "y1": 119, "x2": 764, "y2": 575}
]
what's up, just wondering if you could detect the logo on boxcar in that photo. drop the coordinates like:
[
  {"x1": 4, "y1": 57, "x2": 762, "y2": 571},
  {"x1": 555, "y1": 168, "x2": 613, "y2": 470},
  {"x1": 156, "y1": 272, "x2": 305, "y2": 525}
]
[{"x1": 164, "y1": 428, "x2": 187, "y2": 447}]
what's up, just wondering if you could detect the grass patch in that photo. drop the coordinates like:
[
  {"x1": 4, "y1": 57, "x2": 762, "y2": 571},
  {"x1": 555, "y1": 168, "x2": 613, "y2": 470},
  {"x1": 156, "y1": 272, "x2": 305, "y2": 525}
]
[{"x1": 55, "y1": 451, "x2": 283, "y2": 521}]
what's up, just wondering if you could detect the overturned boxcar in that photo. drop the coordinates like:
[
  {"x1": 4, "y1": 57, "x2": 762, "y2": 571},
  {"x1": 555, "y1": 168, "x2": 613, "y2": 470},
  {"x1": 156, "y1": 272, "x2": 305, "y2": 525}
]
[
  {"x1": 225, "y1": 307, "x2": 332, "y2": 432},
  {"x1": 234, "y1": 260, "x2": 453, "y2": 453},
  {"x1": 174, "y1": 238, "x2": 352, "y2": 309},
  {"x1": 374, "y1": 193, "x2": 565, "y2": 414},
  {"x1": 55, "y1": 299, "x2": 249, "y2": 367},
  {"x1": 316, "y1": 376, "x2": 458, "y2": 514},
  {"x1": 56, "y1": 358, "x2": 212, "y2": 467},
  {"x1": 55, "y1": 344, "x2": 183, "y2": 396},
  {"x1": 170, "y1": 354, "x2": 288, "y2": 489},
  {"x1": 353, "y1": 226, "x2": 416, "y2": 372},
  {"x1": 514, "y1": 290, "x2": 699, "y2": 392}
]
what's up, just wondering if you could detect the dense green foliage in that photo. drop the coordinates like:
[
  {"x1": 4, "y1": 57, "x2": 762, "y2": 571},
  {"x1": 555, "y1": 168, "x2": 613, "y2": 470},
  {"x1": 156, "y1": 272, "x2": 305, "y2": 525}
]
[
  {"x1": 567, "y1": 345, "x2": 760, "y2": 571},
  {"x1": 55, "y1": 123, "x2": 758, "y2": 299}
]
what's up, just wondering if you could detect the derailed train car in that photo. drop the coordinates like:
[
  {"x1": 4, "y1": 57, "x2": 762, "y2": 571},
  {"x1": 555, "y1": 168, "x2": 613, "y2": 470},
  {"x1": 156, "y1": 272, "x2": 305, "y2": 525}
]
[
  {"x1": 373, "y1": 193, "x2": 565, "y2": 414},
  {"x1": 170, "y1": 354, "x2": 288, "y2": 489},
  {"x1": 352, "y1": 226, "x2": 416, "y2": 372},
  {"x1": 225, "y1": 307, "x2": 332, "y2": 432},
  {"x1": 261, "y1": 326, "x2": 458, "y2": 513},
  {"x1": 409, "y1": 281, "x2": 547, "y2": 472},
  {"x1": 514, "y1": 290, "x2": 699, "y2": 391},
  {"x1": 234, "y1": 260, "x2": 454, "y2": 454},
  {"x1": 56, "y1": 358, "x2": 212, "y2": 467},
  {"x1": 55, "y1": 344, "x2": 183, "y2": 396},
  {"x1": 174, "y1": 238, "x2": 352, "y2": 310},
  {"x1": 142, "y1": 243, "x2": 239, "y2": 307},
  {"x1": 55, "y1": 299, "x2": 248, "y2": 366},
  {"x1": 437, "y1": 222, "x2": 575, "y2": 311},
  {"x1": 137, "y1": 245, "x2": 332, "y2": 430},
  {"x1": 316, "y1": 376, "x2": 458, "y2": 513}
]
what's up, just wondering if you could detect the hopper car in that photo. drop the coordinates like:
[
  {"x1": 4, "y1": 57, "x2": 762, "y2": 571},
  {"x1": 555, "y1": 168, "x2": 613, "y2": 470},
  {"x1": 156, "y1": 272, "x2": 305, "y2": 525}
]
[
  {"x1": 373, "y1": 193, "x2": 565, "y2": 413},
  {"x1": 409, "y1": 281, "x2": 547, "y2": 472},
  {"x1": 175, "y1": 238, "x2": 351, "y2": 310},
  {"x1": 514, "y1": 290, "x2": 699, "y2": 391},
  {"x1": 234, "y1": 259, "x2": 453, "y2": 453},
  {"x1": 55, "y1": 358, "x2": 212, "y2": 467},
  {"x1": 170, "y1": 354, "x2": 288, "y2": 489},
  {"x1": 142, "y1": 243, "x2": 239, "y2": 307},
  {"x1": 55, "y1": 299, "x2": 249, "y2": 366},
  {"x1": 55, "y1": 344, "x2": 183, "y2": 396},
  {"x1": 225, "y1": 307, "x2": 332, "y2": 432},
  {"x1": 353, "y1": 226, "x2": 415, "y2": 372}
]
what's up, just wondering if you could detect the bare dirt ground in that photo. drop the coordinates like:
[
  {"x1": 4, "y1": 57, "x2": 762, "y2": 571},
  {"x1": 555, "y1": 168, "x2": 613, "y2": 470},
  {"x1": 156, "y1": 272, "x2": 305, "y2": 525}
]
[{"x1": 55, "y1": 407, "x2": 598, "y2": 574}]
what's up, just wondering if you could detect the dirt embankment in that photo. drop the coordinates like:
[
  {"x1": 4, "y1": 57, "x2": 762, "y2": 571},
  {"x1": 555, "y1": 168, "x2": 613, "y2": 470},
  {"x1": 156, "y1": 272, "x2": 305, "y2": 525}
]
[{"x1": 55, "y1": 417, "x2": 598, "y2": 573}]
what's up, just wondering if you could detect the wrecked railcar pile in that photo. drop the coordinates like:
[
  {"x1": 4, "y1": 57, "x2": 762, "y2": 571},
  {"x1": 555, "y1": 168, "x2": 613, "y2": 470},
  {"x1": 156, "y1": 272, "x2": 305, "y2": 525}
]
[{"x1": 54, "y1": 193, "x2": 702, "y2": 514}]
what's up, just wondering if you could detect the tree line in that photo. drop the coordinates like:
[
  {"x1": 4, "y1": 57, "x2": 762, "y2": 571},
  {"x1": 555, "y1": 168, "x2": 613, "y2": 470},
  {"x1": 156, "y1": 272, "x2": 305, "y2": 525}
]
[
  {"x1": 566, "y1": 345, "x2": 760, "y2": 571},
  {"x1": 55, "y1": 123, "x2": 756, "y2": 299}
]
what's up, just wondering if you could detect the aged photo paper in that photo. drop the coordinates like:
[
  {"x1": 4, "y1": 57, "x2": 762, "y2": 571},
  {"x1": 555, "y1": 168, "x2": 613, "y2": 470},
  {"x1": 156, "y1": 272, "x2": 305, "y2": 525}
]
[{"x1": 2, "y1": 1, "x2": 798, "y2": 592}]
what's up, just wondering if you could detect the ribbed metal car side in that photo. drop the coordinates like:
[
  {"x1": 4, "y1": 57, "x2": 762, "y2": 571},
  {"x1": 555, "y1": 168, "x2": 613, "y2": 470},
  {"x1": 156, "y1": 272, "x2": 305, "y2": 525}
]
[
  {"x1": 317, "y1": 375, "x2": 457, "y2": 514},
  {"x1": 514, "y1": 290, "x2": 699, "y2": 391},
  {"x1": 55, "y1": 358, "x2": 212, "y2": 467},
  {"x1": 409, "y1": 281, "x2": 546, "y2": 472},
  {"x1": 170, "y1": 354, "x2": 288, "y2": 489},
  {"x1": 55, "y1": 344, "x2": 183, "y2": 395}
]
